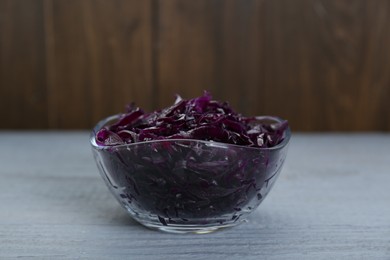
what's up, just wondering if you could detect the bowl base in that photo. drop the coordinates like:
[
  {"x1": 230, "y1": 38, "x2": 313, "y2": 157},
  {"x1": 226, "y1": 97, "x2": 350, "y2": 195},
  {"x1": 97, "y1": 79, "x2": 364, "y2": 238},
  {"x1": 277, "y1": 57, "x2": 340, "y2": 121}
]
[
  {"x1": 126, "y1": 209, "x2": 247, "y2": 234},
  {"x1": 139, "y1": 221, "x2": 244, "y2": 234}
]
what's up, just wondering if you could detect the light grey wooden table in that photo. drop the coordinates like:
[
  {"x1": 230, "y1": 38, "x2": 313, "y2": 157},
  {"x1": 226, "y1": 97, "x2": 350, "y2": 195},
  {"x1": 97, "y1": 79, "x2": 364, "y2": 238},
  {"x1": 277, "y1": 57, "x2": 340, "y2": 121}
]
[{"x1": 0, "y1": 132, "x2": 389, "y2": 259}]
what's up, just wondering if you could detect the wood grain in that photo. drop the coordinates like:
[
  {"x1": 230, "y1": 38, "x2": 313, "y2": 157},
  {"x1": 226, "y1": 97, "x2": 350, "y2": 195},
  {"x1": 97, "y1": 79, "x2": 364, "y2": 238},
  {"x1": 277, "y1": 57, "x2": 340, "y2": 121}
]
[
  {"x1": 44, "y1": 0, "x2": 153, "y2": 129},
  {"x1": 0, "y1": 0, "x2": 390, "y2": 130},
  {"x1": 0, "y1": 0, "x2": 47, "y2": 128},
  {"x1": 260, "y1": 0, "x2": 390, "y2": 131},
  {"x1": 1, "y1": 132, "x2": 389, "y2": 258},
  {"x1": 157, "y1": 0, "x2": 266, "y2": 115},
  {"x1": 157, "y1": 0, "x2": 390, "y2": 131}
]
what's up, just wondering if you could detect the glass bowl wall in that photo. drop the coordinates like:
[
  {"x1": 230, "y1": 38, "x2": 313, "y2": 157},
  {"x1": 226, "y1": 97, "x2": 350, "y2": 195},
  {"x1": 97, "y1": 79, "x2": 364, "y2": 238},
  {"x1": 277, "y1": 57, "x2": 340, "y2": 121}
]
[{"x1": 91, "y1": 115, "x2": 290, "y2": 233}]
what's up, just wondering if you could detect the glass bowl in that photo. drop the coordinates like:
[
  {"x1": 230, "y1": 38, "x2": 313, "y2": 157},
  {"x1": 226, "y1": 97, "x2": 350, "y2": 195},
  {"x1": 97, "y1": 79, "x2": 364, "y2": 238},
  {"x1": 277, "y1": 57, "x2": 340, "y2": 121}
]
[{"x1": 90, "y1": 115, "x2": 291, "y2": 234}]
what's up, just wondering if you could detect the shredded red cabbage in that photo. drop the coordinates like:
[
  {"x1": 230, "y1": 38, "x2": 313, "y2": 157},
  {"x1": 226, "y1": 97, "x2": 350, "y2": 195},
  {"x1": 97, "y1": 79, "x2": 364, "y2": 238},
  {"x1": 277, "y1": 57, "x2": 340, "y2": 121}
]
[
  {"x1": 93, "y1": 92, "x2": 290, "y2": 224},
  {"x1": 96, "y1": 92, "x2": 288, "y2": 148}
]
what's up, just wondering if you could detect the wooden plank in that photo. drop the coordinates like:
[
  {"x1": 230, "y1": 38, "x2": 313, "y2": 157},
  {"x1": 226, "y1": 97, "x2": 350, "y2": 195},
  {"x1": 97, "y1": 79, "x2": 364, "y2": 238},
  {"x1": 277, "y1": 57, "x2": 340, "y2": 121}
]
[
  {"x1": 44, "y1": 0, "x2": 153, "y2": 129},
  {"x1": 0, "y1": 133, "x2": 389, "y2": 258},
  {"x1": 261, "y1": 0, "x2": 390, "y2": 131},
  {"x1": 157, "y1": 0, "x2": 390, "y2": 131},
  {"x1": 0, "y1": 0, "x2": 47, "y2": 128},
  {"x1": 156, "y1": 0, "x2": 266, "y2": 114},
  {"x1": 1, "y1": 0, "x2": 390, "y2": 131},
  {"x1": 357, "y1": 0, "x2": 390, "y2": 131}
]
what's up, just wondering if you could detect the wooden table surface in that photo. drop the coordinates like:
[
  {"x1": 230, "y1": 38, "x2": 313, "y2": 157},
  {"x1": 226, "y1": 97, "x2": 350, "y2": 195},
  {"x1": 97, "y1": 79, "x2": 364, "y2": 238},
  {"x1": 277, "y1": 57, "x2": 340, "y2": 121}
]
[{"x1": 0, "y1": 132, "x2": 389, "y2": 259}]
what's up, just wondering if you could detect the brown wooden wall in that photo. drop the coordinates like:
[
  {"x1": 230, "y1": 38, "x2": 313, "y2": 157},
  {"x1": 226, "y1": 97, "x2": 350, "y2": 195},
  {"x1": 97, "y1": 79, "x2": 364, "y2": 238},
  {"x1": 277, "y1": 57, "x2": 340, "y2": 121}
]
[{"x1": 1, "y1": 0, "x2": 390, "y2": 131}]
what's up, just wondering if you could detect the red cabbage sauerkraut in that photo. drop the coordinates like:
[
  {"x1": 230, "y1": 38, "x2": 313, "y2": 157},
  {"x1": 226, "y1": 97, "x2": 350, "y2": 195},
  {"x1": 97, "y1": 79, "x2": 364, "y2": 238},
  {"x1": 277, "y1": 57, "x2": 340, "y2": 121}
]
[
  {"x1": 96, "y1": 92, "x2": 288, "y2": 147},
  {"x1": 93, "y1": 92, "x2": 289, "y2": 225}
]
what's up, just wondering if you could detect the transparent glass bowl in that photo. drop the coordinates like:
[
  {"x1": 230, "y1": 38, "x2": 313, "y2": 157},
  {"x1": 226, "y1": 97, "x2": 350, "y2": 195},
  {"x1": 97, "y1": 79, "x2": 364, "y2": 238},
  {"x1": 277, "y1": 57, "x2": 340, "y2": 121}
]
[{"x1": 90, "y1": 115, "x2": 291, "y2": 234}]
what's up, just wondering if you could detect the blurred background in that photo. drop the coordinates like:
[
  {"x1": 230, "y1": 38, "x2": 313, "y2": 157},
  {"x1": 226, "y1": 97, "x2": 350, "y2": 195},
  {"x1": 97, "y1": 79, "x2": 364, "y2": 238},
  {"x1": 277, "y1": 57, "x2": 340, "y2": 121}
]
[{"x1": 0, "y1": 0, "x2": 389, "y2": 131}]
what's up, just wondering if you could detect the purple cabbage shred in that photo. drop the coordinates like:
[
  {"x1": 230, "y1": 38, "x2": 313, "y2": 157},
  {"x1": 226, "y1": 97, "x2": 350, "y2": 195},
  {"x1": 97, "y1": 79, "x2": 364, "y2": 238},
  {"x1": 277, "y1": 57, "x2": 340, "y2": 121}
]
[{"x1": 96, "y1": 92, "x2": 288, "y2": 148}]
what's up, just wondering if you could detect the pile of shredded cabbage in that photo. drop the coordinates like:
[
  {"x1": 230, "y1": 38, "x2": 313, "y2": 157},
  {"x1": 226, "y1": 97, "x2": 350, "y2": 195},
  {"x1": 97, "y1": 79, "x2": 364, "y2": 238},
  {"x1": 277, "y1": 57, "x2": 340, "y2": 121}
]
[{"x1": 96, "y1": 92, "x2": 288, "y2": 148}]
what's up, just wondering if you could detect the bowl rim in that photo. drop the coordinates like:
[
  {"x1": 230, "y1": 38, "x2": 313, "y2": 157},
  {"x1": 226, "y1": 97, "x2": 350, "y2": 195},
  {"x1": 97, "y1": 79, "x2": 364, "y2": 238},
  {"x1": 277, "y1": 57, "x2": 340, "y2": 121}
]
[{"x1": 90, "y1": 114, "x2": 291, "y2": 151}]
